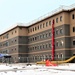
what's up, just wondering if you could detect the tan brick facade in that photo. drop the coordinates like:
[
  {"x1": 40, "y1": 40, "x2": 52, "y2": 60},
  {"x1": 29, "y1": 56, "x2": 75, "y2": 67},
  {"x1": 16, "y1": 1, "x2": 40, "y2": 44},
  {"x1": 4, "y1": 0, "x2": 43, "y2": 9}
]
[{"x1": 0, "y1": 6, "x2": 75, "y2": 63}]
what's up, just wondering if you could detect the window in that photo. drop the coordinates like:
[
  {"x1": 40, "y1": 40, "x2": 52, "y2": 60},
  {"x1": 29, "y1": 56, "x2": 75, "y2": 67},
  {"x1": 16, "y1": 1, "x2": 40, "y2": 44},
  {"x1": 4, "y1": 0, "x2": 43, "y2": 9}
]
[
  {"x1": 35, "y1": 46, "x2": 37, "y2": 50},
  {"x1": 15, "y1": 48, "x2": 16, "y2": 50},
  {"x1": 15, "y1": 30, "x2": 16, "y2": 33},
  {"x1": 6, "y1": 41, "x2": 9, "y2": 46},
  {"x1": 37, "y1": 36, "x2": 39, "y2": 40},
  {"x1": 12, "y1": 32, "x2": 13, "y2": 34},
  {"x1": 43, "y1": 23, "x2": 45, "y2": 28},
  {"x1": 46, "y1": 33, "x2": 48, "y2": 37},
  {"x1": 46, "y1": 44, "x2": 48, "y2": 48},
  {"x1": 43, "y1": 45, "x2": 45, "y2": 48},
  {"x1": 72, "y1": 14, "x2": 74, "y2": 19},
  {"x1": 38, "y1": 26, "x2": 39, "y2": 30},
  {"x1": 60, "y1": 28, "x2": 63, "y2": 34},
  {"x1": 73, "y1": 27, "x2": 75, "y2": 32},
  {"x1": 33, "y1": 28, "x2": 34, "y2": 31},
  {"x1": 56, "y1": 54, "x2": 59, "y2": 58},
  {"x1": 35, "y1": 27, "x2": 37, "y2": 31},
  {"x1": 11, "y1": 40, "x2": 13, "y2": 43},
  {"x1": 49, "y1": 43, "x2": 51, "y2": 48},
  {"x1": 60, "y1": 16, "x2": 62, "y2": 21},
  {"x1": 6, "y1": 34, "x2": 9, "y2": 39},
  {"x1": 45, "y1": 55, "x2": 48, "y2": 59},
  {"x1": 12, "y1": 49, "x2": 13, "y2": 51},
  {"x1": 33, "y1": 47, "x2": 34, "y2": 50},
  {"x1": 15, "y1": 40, "x2": 17, "y2": 42},
  {"x1": 49, "y1": 21, "x2": 51, "y2": 25},
  {"x1": 49, "y1": 55, "x2": 51, "y2": 59},
  {"x1": 46, "y1": 22, "x2": 48, "y2": 27},
  {"x1": 37, "y1": 45, "x2": 39, "y2": 49},
  {"x1": 43, "y1": 34, "x2": 45, "y2": 38},
  {"x1": 33, "y1": 37, "x2": 34, "y2": 41},
  {"x1": 60, "y1": 40, "x2": 64, "y2": 46},
  {"x1": 56, "y1": 41, "x2": 59, "y2": 47},
  {"x1": 73, "y1": 40, "x2": 75, "y2": 45},
  {"x1": 37, "y1": 46, "x2": 39, "y2": 49},
  {"x1": 2, "y1": 50, "x2": 9, "y2": 53},
  {"x1": 56, "y1": 29, "x2": 59, "y2": 35},
  {"x1": 6, "y1": 50, "x2": 8, "y2": 53},
  {"x1": 56, "y1": 18, "x2": 58, "y2": 23},
  {"x1": 60, "y1": 53, "x2": 63, "y2": 58},
  {"x1": 49, "y1": 32, "x2": 51, "y2": 36},
  {"x1": 40, "y1": 35, "x2": 42, "y2": 39},
  {"x1": 35, "y1": 37, "x2": 37, "y2": 40},
  {"x1": 40, "y1": 45, "x2": 42, "y2": 49},
  {"x1": 40, "y1": 24, "x2": 42, "y2": 29}
]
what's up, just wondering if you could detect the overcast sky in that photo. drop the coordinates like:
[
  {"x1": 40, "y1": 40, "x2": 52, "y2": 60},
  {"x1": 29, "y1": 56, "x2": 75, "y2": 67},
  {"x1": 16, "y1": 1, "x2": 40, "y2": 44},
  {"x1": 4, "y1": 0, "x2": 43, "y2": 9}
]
[{"x1": 0, "y1": 0, "x2": 75, "y2": 33}]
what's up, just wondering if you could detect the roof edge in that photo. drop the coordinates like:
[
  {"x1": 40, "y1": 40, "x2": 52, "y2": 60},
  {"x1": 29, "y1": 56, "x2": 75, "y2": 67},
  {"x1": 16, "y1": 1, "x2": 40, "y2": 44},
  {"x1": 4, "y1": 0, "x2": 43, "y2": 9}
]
[{"x1": 0, "y1": 4, "x2": 75, "y2": 36}]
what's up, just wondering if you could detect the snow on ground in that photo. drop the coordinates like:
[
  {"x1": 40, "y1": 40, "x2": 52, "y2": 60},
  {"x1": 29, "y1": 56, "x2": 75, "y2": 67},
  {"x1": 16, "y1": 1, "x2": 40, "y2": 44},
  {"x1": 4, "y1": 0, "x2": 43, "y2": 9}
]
[{"x1": 0, "y1": 63, "x2": 75, "y2": 75}]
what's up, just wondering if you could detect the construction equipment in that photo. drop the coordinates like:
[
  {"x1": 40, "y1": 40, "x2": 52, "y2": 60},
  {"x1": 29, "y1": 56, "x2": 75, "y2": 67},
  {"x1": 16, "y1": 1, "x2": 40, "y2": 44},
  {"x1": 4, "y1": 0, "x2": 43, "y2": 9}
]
[{"x1": 36, "y1": 56, "x2": 75, "y2": 64}]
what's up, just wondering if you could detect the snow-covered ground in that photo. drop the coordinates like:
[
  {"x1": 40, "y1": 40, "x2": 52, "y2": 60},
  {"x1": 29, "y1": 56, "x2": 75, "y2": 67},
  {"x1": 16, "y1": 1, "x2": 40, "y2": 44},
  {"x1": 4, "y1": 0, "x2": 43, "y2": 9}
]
[{"x1": 0, "y1": 63, "x2": 75, "y2": 75}]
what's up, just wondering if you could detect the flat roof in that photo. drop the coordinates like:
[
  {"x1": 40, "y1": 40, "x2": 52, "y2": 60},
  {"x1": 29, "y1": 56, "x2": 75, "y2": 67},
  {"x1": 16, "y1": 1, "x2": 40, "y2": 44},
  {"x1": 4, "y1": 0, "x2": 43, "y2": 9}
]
[{"x1": 0, "y1": 4, "x2": 75, "y2": 36}]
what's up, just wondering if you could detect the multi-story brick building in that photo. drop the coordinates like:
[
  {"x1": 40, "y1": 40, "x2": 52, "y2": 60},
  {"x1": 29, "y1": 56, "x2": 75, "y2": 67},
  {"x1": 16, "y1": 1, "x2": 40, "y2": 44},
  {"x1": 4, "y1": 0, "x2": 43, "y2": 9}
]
[{"x1": 0, "y1": 5, "x2": 75, "y2": 63}]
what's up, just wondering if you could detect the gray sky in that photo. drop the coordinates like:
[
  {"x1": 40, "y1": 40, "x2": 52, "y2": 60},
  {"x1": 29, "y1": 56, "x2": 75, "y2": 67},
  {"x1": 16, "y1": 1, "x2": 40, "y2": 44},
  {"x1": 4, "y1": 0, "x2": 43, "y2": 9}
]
[{"x1": 0, "y1": 0, "x2": 75, "y2": 33}]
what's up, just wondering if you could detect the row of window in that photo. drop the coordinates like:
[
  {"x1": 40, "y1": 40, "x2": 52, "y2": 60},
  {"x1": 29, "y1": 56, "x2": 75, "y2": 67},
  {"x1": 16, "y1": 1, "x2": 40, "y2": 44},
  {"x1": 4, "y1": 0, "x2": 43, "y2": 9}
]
[
  {"x1": 0, "y1": 13, "x2": 74, "y2": 40},
  {"x1": 1, "y1": 50, "x2": 9, "y2": 54},
  {"x1": 29, "y1": 53, "x2": 63, "y2": 61},
  {"x1": 0, "y1": 39, "x2": 75, "y2": 48},
  {"x1": 29, "y1": 28, "x2": 63, "y2": 42},
  {"x1": 29, "y1": 40, "x2": 75, "y2": 51},
  {"x1": 29, "y1": 41, "x2": 64, "y2": 51},
  {"x1": 1, "y1": 42, "x2": 9, "y2": 47},
  {"x1": 18, "y1": 53, "x2": 63, "y2": 62},
  {"x1": 0, "y1": 48, "x2": 17, "y2": 54},
  {"x1": 0, "y1": 30, "x2": 17, "y2": 40},
  {"x1": 0, "y1": 40, "x2": 75, "y2": 52},
  {"x1": 0, "y1": 39, "x2": 17, "y2": 47},
  {"x1": 28, "y1": 16, "x2": 62, "y2": 33}
]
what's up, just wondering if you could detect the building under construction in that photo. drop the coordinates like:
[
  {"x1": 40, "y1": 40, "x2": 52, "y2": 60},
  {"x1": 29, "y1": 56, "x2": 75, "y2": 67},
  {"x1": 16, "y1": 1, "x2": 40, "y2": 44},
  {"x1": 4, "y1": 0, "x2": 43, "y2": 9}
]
[{"x1": 0, "y1": 4, "x2": 75, "y2": 63}]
